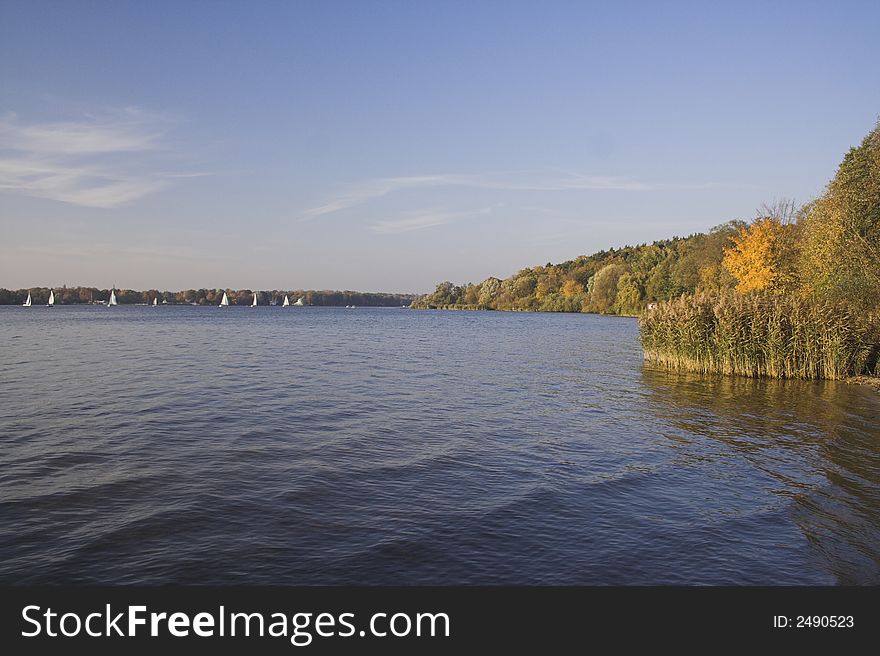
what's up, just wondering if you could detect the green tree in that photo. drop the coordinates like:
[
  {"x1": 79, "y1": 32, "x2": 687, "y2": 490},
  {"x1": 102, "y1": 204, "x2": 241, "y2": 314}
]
[
  {"x1": 614, "y1": 273, "x2": 642, "y2": 314},
  {"x1": 800, "y1": 121, "x2": 880, "y2": 309}
]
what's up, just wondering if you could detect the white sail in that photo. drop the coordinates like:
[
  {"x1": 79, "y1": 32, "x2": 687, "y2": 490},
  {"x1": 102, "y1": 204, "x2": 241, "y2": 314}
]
[
  {"x1": 294, "y1": 297, "x2": 305, "y2": 306},
  {"x1": 23, "y1": 293, "x2": 32, "y2": 307},
  {"x1": 48, "y1": 290, "x2": 55, "y2": 306},
  {"x1": 282, "y1": 295, "x2": 290, "y2": 307},
  {"x1": 219, "y1": 291, "x2": 229, "y2": 307},
  {"x1": 108, "y1": 290, "x2": 117, "y2": 306},
  {"x1": 251, "y1": 293, "x2": 258, "y2": 307},
  {"x1": 153, "y1": 297, "x2": 158, "y2": 306}
]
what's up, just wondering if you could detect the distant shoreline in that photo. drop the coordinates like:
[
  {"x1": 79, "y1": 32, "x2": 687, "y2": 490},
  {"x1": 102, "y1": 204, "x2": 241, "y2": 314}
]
[{"x1": 0, "y1": 286, "x2": 417, "y2": 307}]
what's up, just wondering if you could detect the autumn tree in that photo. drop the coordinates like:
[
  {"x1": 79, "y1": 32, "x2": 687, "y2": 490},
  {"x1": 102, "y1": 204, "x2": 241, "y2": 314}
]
[
  {"x1": 799, "y1": 121, "x2": 880, "y2": 309},
  {"x1": 722, "y1": 213, "x2": 799, "y2": 293},
  {"x1": 535, "y1": 268, "x2": 561, "y2": 301},
  {"x1": 589, "y1": 263, "x2": 628, "y2": 313},
  {"x1": 512, "y1": 270, "x2": 537, "y2": 298},
  {"x1": 560, "y1": 279, "x2": 584, "y2": 298},
  {"x1": 463, "y1": 283, "x2": 481, "y2": 305}
]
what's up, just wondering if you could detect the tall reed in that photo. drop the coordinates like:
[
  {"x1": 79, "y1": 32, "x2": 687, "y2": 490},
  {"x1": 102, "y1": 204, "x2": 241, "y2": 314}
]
[{"x1": 639, "y1": 292, "x2": 879, "y2": 379}]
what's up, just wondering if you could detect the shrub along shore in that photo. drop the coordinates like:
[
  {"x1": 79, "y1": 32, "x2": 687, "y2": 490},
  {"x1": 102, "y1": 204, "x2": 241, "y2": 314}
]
[{"x1": 640, "y1": 292, "x2": 879, "y2": 380}]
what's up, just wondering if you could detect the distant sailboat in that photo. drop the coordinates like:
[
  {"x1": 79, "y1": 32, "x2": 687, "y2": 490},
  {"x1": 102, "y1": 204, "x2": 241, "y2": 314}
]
[
  {"x1": 153, "y1": 297, "x2": 158, "y2": 306},
  {"x1": 282, "y1": 295, "x2": 290, "y2": 307},
  {"x1": 48, "y1": 290, "x2": 55, "y2": 307},
  {"x1": 251, "y1": 293, "x2": 258, "y2": 307},
  {"x1": 219, "y1": 292, "x2": 229, "y2": 307},
  {"x1": 107, "y1": 290, "x2": 117, "y2": 307},
  {"x1": 294, "y1": 297, "x2": 305, "y2": 306},
  {"x1": 23, "y1": 293, "x2": 32, "y2": 307}
]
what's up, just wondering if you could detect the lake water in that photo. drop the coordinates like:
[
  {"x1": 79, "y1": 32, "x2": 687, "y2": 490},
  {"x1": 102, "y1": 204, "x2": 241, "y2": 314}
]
[{"x1": 1, "y1": 306, "x2": 878, "y2": 584}]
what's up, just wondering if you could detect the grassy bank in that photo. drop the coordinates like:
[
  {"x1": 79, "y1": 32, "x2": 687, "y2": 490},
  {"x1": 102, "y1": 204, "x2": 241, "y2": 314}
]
[{"x1": 639, "y1": 292, "x2": 880, "y2": 380}]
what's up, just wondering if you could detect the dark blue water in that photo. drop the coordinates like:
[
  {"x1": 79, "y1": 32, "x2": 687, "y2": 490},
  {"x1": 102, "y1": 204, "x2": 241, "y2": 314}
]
[{"x1": 1, "y1": 306, "x2": 878, "y2": 584}]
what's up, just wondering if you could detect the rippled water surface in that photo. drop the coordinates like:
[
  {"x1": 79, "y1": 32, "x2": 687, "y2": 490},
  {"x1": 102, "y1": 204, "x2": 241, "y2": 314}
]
[{"x1": 1, "y1": 306, "x2": 878, "y2": 584}]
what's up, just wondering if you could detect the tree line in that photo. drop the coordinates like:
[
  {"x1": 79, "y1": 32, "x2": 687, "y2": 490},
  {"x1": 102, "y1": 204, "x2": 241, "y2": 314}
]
[
  {"x1": 0, "y1": 287, "x2": 415, "y2": 307},
  {"x1": 413, "y1": 223, "x2": 745, "y2": 314},
  {"x1": 414, "y1": 120, "x2": 880, "y2": 318}
]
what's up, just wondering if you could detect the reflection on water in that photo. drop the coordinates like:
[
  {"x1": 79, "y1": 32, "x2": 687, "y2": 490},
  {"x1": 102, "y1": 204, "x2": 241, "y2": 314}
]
[
  {"x1": 640, "y1": 367, "x2": 880, "y2": 584},
  {"x1": 0, "y1": 306, "x2": 877, "y2": 584}
]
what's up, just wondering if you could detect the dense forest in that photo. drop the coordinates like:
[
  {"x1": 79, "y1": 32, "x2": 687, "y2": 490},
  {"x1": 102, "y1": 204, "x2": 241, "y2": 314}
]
[
  {"x1": 0, "y1": 287, "x2": 414, "y2": 307},
  {"x1": 414, "y1": 120, "x2": 880, "y2": 319},
  {"x1": 413, "y1": 223, "x2": 743, "y2": 314}
]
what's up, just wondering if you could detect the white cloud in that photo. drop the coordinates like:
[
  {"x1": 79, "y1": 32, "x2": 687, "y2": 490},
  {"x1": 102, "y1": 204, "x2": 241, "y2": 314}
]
[
  {"x1": 299, "y1": 175, "x2": 452, "y2": 221},
  {"x1": 2, "y1": 121, "x2": 159, "y2": 155},
  {"x1": 0, "y1": 109, "x2": 196, "y2": 208},
  {"x1": 298, "y1": 171, "x2": 667, "y2": 223},
  {"x1": 370, "y1": 207, "x2": 493, "y2": 234}
]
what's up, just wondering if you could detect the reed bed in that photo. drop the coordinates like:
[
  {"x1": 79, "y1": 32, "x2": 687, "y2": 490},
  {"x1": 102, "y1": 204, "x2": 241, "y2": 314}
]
[{"x1": 639, "y1": 292, "x2": 879, "y2": 380}]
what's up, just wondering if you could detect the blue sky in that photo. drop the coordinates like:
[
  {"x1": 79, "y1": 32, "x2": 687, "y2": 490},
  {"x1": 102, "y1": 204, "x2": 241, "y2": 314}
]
[{"x1": 1, "y1": 0, "x2": 878, "y2": 292}]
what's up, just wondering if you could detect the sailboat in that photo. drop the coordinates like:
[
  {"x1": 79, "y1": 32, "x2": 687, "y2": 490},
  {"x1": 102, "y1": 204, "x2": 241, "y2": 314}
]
[
  {"x1": 282, "y1": 295, "x2": 290, "y2": 307},
  {"x1": 294, "y1": 297, "x2": 305, "y2": 306},
  {"x1": 219, "y1": 291, "x2": 229, "y2": 307},
  {"x1": 251, "y1": 293, "x2": 258, "y2": 307},
  {"x1": 47, "y1": 290, "x2": 55, "y2": 307},
  {"x1": 153, "y1": 297, "x2": 158, "y2": 306},
  {"x1": 23, "y1": 293, "x2": 32, "y2": 307},
  {"x1": 107, "y1": 290, "x2": 117, "y2": 307}
]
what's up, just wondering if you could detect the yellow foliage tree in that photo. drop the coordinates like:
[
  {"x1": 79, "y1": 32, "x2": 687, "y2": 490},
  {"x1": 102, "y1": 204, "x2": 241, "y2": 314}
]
[
  {"x1": 561, "y1": 279, "x2": 584, "y2": 298},
  {"x1": 535, "y1": 268, "x2": 561, "y2": 300},
  {"x1": 722, "y1": 218, "x2": 788, "y2": 293}
]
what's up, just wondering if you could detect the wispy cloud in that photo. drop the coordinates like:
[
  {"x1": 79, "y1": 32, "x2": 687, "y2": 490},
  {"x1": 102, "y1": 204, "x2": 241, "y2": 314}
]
[
  {"x1": 0, "y1": 108, "x2": 200, "y2": 208},
  {"x1": 467, "y1": 171, "x2": 656, "y2": 192},
  {"x1": 299, "y1": 171, "x2": 672, "y2": 223},
  {"x1": 370, "y1": 207, "x2": 494, "y2": 234},
  {"x1": 299, "y1": 175, "x2": 452, "y2": 221}
]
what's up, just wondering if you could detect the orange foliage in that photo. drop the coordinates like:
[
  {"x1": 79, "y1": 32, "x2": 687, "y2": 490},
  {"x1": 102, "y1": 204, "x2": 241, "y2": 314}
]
[{"x1": 722, "y1": 218, "x2": 786, "y2": 292}]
